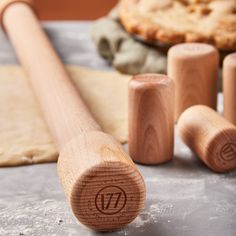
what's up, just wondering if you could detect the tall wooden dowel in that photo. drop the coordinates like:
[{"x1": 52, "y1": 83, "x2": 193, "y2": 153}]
[
  {"x1": 0, "y1": 0, "x2": 145, "y2": 231},
  {"x1": 223, "y1": 53, "x2": 236, "y2": 126},
  {"x1": 168, "y1": 43, "x2": 218, "y2": 121}
]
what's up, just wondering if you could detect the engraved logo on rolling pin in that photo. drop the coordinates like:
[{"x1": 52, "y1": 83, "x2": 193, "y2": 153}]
[
  {"x1": 220, "y1": 143, "x2": 236, "y2": 162},
  {"x1": 95, "y1": 185, "x2": 127, "y2": 215}
]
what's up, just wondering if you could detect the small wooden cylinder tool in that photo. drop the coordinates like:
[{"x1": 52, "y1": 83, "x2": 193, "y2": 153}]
[
  {"x1": 167, "y1": 43, "x2": 219, "y2": 121},
  {"x1": 223, "y1": 53, "x2": 236, "y2": 126},
  {"x1": 178, "y1": 105, "x2": 236, "y2": 173},
  {"x1": 129, "y1": 74, "x2": 174, "y2": 165},
  {"x1": 0, "y1": 0, "x2": 145, "y2": 231}
]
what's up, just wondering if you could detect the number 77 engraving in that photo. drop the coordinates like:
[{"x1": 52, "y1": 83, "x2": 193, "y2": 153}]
[
  {"x1": 101, "y1": 192, "x2": 122, "y2": 210},
  {"x1": 95, "y1": 186, "x2": 127, "y2": 215}
]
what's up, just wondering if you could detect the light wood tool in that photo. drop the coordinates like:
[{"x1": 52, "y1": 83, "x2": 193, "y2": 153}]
[
  {"x1": 129, "y1": 74, "x2": 174, "y2": 164},
  {"x1": 178, "y1": 105, "x2": 236, "y2": 173},
  {"x1": 223, "y1": 52, "x2": 236, "y2": 126},
  {"x1": 0, "y1": 0, "x2": 145, "y2": 231},
  {"x1": 167, "y1": 43, "x2": 219, "y2": 121}
]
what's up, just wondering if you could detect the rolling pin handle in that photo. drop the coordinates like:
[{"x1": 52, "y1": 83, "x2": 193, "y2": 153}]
[{"x1": 0, "y1": 0, "x2": 34, "y2": 24}]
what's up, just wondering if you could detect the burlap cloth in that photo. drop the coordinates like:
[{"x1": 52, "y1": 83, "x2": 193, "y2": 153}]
[{"x1": 90, "y1": 7, "x2": 167, "y2": 75}]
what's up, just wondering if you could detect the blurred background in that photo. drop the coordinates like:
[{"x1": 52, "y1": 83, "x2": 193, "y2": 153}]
[{"x1": 34, "y1": 0, "x2": 118, "y2": 19}]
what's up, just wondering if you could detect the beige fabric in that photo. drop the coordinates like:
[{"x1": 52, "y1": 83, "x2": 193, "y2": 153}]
[
  {"x1": 0, "y1": 65, "x2": 130, "y2": 167},
  {"x1": 90, "y1": 7, "x2": 167, "y2": 75}
]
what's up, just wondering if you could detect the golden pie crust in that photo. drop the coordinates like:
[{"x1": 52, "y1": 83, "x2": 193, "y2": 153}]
[{"x1": 119, "y1": 0, "x2": 236, "y2": 50}]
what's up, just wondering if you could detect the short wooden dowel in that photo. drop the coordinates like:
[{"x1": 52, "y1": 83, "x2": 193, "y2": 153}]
[
  {"x1": 129, "y1": 74, "x2": 174, "y2": 165},
  {"x1": 178, "y1": 105, "x2": 236, "y2": 173}
]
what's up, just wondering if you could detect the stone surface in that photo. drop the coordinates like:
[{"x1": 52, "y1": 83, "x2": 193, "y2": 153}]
[{"x1": 0, "y1": 22, "x2": 235, "y2": 236}]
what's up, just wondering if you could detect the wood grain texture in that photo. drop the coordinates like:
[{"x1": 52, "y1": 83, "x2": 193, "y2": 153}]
[
  {"x1": 167, "y1": 43, "x2": 219, "y2": 121},
  {"x1": 2, "y1": 2, "x2": 145, "y2": 230},
  {"x1": 223, "y1": 52, "x2": 236, "y2": 126},
  {"x1": 129, "y1": 74, "x2": 174, "y2": 165},
  {"x1": 58, "y1": 131, "x2": 145, "y2": 230},
  {"x1": 178, "y1": 105, "x2": 236, "y2": 173}
]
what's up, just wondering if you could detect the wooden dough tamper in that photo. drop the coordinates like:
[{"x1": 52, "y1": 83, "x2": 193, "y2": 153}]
[
  {"x1": 0, "y1": 0, "x2": 146, "y2": 231},
  {"x1": 178, "y1": 105, "x2": 236, "y2": 173},
  {"x1": 223, "y1": 52, "x2": 236, "y2": 126},
  {"x1": 129, "y1": 74, "x2": 174, "y2": 164},
  {"x1": 168, "y1": 43, "x2": 219, "y2": 121}
]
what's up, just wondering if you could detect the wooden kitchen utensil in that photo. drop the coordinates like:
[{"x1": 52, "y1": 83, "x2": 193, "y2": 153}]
[
  {"x1": 129, "y1": 74, "x2": 174, "y2": 164},
  {"x1": 178, "y1": 105, "x2": 236, "y2": 173},
  {"x1": 223, "y1": 52, "x2": 236, "y2": 126},
  {"x1": 167, "y1": 43, "x2": 219, "y2": 121},
  {"x1": 0, "y1": 0, "x2": 145, "y2": 231}
]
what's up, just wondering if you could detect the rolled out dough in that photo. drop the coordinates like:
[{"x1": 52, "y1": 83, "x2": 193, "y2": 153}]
[{"x1": 0, "y1": 66, "x2": 130, "y2": 167}]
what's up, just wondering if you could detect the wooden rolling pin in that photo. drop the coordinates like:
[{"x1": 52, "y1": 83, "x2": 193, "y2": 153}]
[
  {"x1": 0, "y1": 0, "x2": 145, "y2": 231},
  {"x1": 178, "y1": 105, "x2": 236, "y2": 173}
]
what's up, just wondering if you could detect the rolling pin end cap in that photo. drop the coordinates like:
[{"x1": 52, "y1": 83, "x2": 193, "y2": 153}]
[
  {"x1": 70, "y1": 162, "x2": 145, "y2": 231},
  {"x1": 207, "y1": 128, "x2": 236, "y2": 173},
  {"x1": 57, "y1": 131, "x2": 146, "y2": 231},
  {"x1": 0, "y1": 0, "x2": 34, "y2": 26}
]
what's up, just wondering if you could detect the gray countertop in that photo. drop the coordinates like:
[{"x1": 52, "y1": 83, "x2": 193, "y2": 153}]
[{"x1": 0, "y1": 22, "x2": 235, "y2": 236}]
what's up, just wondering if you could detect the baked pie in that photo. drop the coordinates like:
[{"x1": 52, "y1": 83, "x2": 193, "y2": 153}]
[{"x1": 119, "y1": 0, "x2": 236, "y2": 50}]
